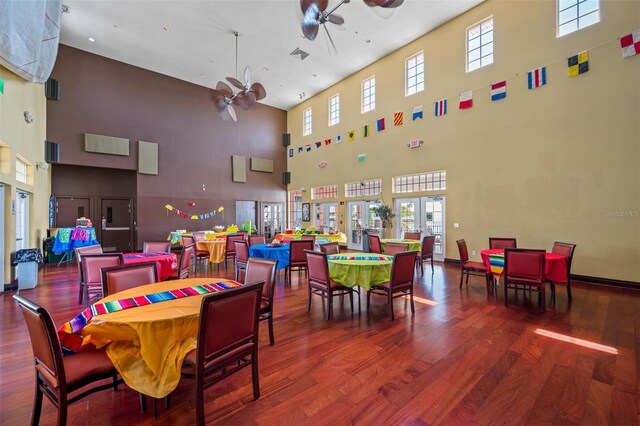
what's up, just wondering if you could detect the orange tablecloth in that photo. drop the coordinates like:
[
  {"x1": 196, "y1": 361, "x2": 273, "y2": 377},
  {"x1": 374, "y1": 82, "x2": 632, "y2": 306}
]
[
  {"x1": 480, "y1": 249, "x2": 568, "y2": 282},
  {"x1": 123, "y1": 252, "x2": 177, "y2": 281},
  {"x1": 81, "y1": 278, "x2": 236, "y2": 398},
  {"x1": 196, "y1": 240, "x2": 226, "y2": 264}
]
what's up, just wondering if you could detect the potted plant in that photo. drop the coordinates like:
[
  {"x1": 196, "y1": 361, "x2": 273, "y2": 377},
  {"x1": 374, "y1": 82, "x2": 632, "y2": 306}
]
[{"x1": 371, "y1": 204, "x2": 395, "y2": 239}]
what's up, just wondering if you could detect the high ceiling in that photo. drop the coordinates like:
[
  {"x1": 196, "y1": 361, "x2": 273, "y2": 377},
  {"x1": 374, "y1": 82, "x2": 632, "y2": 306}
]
[{"x1": 59, "y1": 0, "x2": 484, "y2": 111}]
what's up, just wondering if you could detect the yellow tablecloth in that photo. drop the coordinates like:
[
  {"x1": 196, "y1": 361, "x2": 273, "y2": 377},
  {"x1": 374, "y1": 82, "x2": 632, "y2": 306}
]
[
  {"x1": 380, "y1": 239, "x2": 422, "y2": 252},
  {"x1": 196, "y1": 240, "x2": 226, "y2": 264},
  {"x1": 81, "y1": 278, "x2": 234, "y2": 398}
]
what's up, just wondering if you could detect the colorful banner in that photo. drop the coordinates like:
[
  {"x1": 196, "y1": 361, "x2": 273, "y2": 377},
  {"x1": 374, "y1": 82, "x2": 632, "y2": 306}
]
[{"x1": 165, "y1": 204, "x2": 224, "y2": 220}]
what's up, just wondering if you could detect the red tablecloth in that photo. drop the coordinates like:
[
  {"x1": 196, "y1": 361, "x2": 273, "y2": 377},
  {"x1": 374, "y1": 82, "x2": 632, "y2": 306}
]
[
  {"x1": 480, "y1": 249, "x2": 568, "y2": 283},
  {"x1": 123, "y1": 253, "x2": 177, "y2": 281}
]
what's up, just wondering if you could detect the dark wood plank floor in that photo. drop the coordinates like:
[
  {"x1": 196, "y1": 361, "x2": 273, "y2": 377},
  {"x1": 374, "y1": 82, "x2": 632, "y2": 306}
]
[{"x1": 1, "y1": 260, "x2": 638, "y2": 425}]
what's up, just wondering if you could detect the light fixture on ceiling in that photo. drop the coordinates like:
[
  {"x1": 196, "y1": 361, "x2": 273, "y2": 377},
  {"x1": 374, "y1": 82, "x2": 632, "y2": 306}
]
[
  {"x1": 163, "y1": 26, "x2": 171, "y2": 32},
  {"x1": 212, "y1": 31, "x2": 267, "y2": 122},
  {"x1": 88, "y1": 37, "x2": 95, "y2": 43}
]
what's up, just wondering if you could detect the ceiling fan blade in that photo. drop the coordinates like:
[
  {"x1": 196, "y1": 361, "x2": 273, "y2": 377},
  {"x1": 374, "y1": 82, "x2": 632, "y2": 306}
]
[
  {"x1": 363, "y1": 0, "x2": 403, "y2": 7},
  {"x1": 327, "y1": 13, "x2": 344, "y2": 25},
  {"x1": 234, "y1": 91, "x2": 256, "y2": 110},
  {"x1": 301, "y1": 2, "x2": 321, "y2": 40},
  {"x1": 220, "y1": 103, "x2": 237, "y2": 122},
  {"x1": 215, "y1": 81, "x2": 234, "y2": 97},
  {"x1": 228, "y1": 104, "x2": 237, "y2": 122},
  {"x1": 226, "y1": 77, "x2": 245, "y2": 91},
  {"x1": 301, "y1": 0, "x2": 328, "y2": 12},
  {"x1": 251, "y1": 82, "x2": 267, "y2": 101},
  {"x1": 244, "y1": 66, "x2": 252, "y2": 87}
]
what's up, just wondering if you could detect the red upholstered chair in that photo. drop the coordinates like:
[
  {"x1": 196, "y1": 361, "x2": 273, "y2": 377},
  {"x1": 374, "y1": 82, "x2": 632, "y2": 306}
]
[
  {"x1": 234, "y1": 240, "x2": 250, "y2": 281},
  {"x1": 456, "y1": 239, "x2": 488, "y2": 288},
  {"x1": 181, "y1": 235, "x2": 195, "y2": 247},
  {"x1": 191, "y1": 232, "x2": 211, "y2": 271},
  {"x1": 169, "y1": 244, "x2": 195, "y2": 280},
  {"x1": 225, "y1": 235, "x2": 245, "y2": 270},
  {"x1": 320, "y1": 242, "x2": 340, "y2": 255},
  {"x1": 384, "y1": 242, "x2": 409, "y2": 256},
  {"x1": 74, "y1": 245, "x2": 103, "y2": 305},
  {"x1": 305, "y1": 250, "x2": 358, "y2": 320},
  {"x1": 489, "y1": 237, "x2": 517, "y2": 249},
  {"x1": 368, "y1": 234, "x2": 382, "y2": 254},
  {"x1": 287, "y1": 240, "x2": 314, "y2": 285},
  {"x1": 181, "y1": 282, "x2": 263, "y2": 425},
  {"x1": 142, "y1": 241, "x2": 171, "y2": 253},
  {"x1": 80, "y1": 253, "x2": 124, "y2": 306},
  {"x1": 417, "y1": 235, "x2": 436, "y2": 275},
  {"x1": 367, "y1": 251, "x2": 419, "y2": 320},
  {"x1": 13, "y1": 295, "x2": 121, "y2": 426},
  {"x1": 300, "y1": 234, "x2": 316, "y2": 244},
  {"x1": 101, "y1": 262, "x2": 158, "y2": 297},
  {"x1": 551, "y1": 242, "x2": 577, "y2": 301},
  {"x1": 245, "y1": 257, "x2": 278, "y2": 345},
  {"x1": 237, "y1": 230, "x2": 249, "y2": 241},
  {"x1": 504, "y1": 248, "x2": 547, "y2": 312},
  {"x1": 404, "y1": 231, "x2": 421, "y2": 241},
  {"x1": 248, "y1": 235, "x2": 266, "y2": 247}
]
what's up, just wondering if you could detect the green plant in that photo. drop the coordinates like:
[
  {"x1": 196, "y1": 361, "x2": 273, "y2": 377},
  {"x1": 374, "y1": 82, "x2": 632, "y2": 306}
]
[{"x1": 372, "y1": 204, "x2": 395, "y2": 229}]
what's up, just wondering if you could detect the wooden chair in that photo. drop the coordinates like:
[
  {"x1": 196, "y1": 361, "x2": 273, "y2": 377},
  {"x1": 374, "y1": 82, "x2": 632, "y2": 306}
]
[
  {"x1": 234, "y1": 240, "x2": 250, "y2": 281},
  {"x1": 550, "y1": 242, "x2": 577, "y2": 301},
  {"x1": 14, "y1": 295, "x2": 121, "y2": 426},
  {"x1": 367, "y1": 251, "x2": 418, "y2": 320},
  {"x1": 504, "y1": 248, "x2": 547, "y2": 312},
  {"x1": 245, "y1": 257, "x2": 278, "y2": 345},
  {"x1": 319, "y1": 242, "x2": 340, "y2": 255},
  {"x1": 74, "y1": 245, "x2": 103, "y2": 305},
  {"x1": 169, "y1": 244, "x2": 195, "y2": 280},
  {"x1": 286, "y1": 240, "x2": 314, "y2": 285},
  {"x1": 101, "y1": 262, "x2": 158, "y2": 297},
  {"x1": 248, "y1": 235, "x2": 266, "y2": 247},
  {"x1": 384, "y1": 242, "x2": 408, "y2": 256},
  {"x1": 224, "y1": 235, "x2": 245, "y2": 270},
  {"x1": 300, "y1": 234, "x2": 316, "y2": 245},
  {"x1": 404, "y1": 231, "x2": 421, "y2": 240},
  {"x1": 142, "y1": 241, "x2": 171, "y2": 253},
  {"x1": 456, "y1": 239, "x2": 488, "y2": 288},
  {"x1": 191, "y1": 232, "x2": 211, "y2": 271},
  {"x1": 417, "y1": 235, "x2": 436, "y2": 275},
  {"x1": 368, "y1": 234, "x2": 382, "y2": 254},
  {"x1": 181, "y1": 282, "x2": 263, "y2": 426},
  {"x1": 489, "y1": 237, "x2": 517, "y2": 249},
  {"x1": 80, "y1": 253, "x2": 124, "y2": 306},
  {"x1": 305, "y1": 250, "x2": 358, "y2": 320}
]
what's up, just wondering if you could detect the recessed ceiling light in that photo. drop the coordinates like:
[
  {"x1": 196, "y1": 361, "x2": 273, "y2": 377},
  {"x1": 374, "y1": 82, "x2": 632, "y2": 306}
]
[
  {"x1": 113, "y1": 24, "x2": 118, "y2": 28},
  {"x1": 88, "y1": 37, "x2": 95, "y2": 42},
  {"x1": 312, "y1": 73, "x2": 317, "y2": 77},
  {"x1": 163, "y1": 26, "x2": 171, "y2": 32},
  {"x1": 200, "y1": 74, "x2": 207, "y2": 79},
  {"x1": 262, "y1": 67, "x2": 269, "y2": 71},
  {"x1": 365, "y1": 39, "x2": 371, "y2": 43}
]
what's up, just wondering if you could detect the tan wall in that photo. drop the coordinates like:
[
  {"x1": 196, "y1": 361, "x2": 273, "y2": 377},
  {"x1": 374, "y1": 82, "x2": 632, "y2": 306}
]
[
  {"x1": 0, "y1": 66, "x2": 51, "y2": 284},
  {"x1": 287, "y1": 0, "x2": 640, "y2": 281}
]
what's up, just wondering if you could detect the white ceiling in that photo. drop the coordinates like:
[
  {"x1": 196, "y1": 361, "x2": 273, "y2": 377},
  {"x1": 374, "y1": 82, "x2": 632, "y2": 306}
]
[{"x1": 59, "y1": 0, "x2": 484, "y2": 111}]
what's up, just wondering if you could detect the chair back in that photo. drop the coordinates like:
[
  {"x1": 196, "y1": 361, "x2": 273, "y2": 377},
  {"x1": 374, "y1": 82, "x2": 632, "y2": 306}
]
[
  {"x1": 81, "y1": 254, "x2": 124, "y2": 286},
  {"x1": 196, "y1": 282, "x2": 263, "y2": 369},
  {"x1": 305, "y1": 250, "x2": 330, "y2": 290},
  {"x1": 248, "y1": 235, "x2": 266, "y2": 247},
  {"x1": 192, "y1": 232, "x2": 206, "y2": 243},
  {"x1": 290, "y1": 240, "x2": 314, "y2": 263},
  {"x1": 404, "y1": 232, "x2": 421, "y2": 241},
  {"x1": 489, "y1": 237, "x2": 517, "y2": 249},
  {"x1": 552, "y1": 241, "x2": 576, "y2": 273},
  {"x1": 237, "y1": 230, "x2": 249, "y2": 241},
  {"x1": 456, "y1": 239, "x2": 469, "y2": 264},
  {"x1": 300, "y1": 234, "x2": 316, "y2": 243},
  {"x1": 101, "y1": 262, "x2": 158, "y2": 297},
  {"x1": 178, "y1": 244, "x2": 195, "y2": 278},
  {"x1": 504, "y1": 248, "x2": 546, "y2": 285},
  {"x1": 245, "y1": 257, "x2": 277, "y2": 303},
  {"x1": 226, "y1": 235, "x2": 245, "y2": 255},
  {"x1": 234, "y1": 240, "x2": 249, "y2": 263},
  {"x1": 182, "y1": 235, "x2": 195, "y2": 246},
  {"x1": 143, "y1": 241, "x2": 171, "y2": 253},
  {"x1": 368, "y1": 234, "x2": 382, "y2": 254},
  {"x1": 75, "y1": 245, "x2": 103, "y2": 281},
  {"x1": 421, "y1": 236, "x2": 436, "y2": 257},
  {"x1": 320, "y1": 242, "x2": 340, "y2": 255},
  {"x1": 390, "y1": 251, "x2": 418, "y2": 290},
  {"x1": 384, "y1": 243, "x2": 408, "y2": 256}
]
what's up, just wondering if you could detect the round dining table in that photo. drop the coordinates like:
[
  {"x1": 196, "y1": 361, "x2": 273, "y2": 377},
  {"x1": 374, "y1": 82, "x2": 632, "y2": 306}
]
[
  {"x1": 327, "y1": 253, "x2": 394, "y2": 290},
  {"x1": 123, "y1": 252, "x2": 177, "y2": 281},
  {"x1": 196, "y1": 239, "x2": 227, "y2": 264},
  {"x1": 249, "y1": 243, "x2": 289, "y2": 270},
  {"x1": 480, "y1": 248, "x2": 568, "y2": 282},
  {"x1": 380, "y1": 238, "x2": 422, "y2": 252}
]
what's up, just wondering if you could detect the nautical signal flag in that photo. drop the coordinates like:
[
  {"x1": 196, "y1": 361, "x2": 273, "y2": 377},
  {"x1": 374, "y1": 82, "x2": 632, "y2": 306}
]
[
  {"x1": 289, "y1": 148, "x2": 293, "y2": 158},
  {"x1": 305, "y1": 144, "x2": 311, "y2": 152},
  {"x1": 298, "y1": 146, "x2": 303, "y2": 153},
  {"x1": 377, "y1": 118, "x2": 385, "y2": 132},
  {"x1": 412, "y1": 105, "x2": 423, "y2": 120},
  {"x1": 620, "y1": 29, "x2": 640, "y2": 58},
  {"x1": 325, "y1": 138, "x2": 331, "y2": 145},
  {"x1": 393, "y1": 111, "x2": 403, "y2": 126},
  {"x1": 336, "y1": 135, "x2": 342, "y2": 143},
  {"x1": 363, "y1": 125, "x2": 370, "y2": 137},
  {"x1": 527, "y1": 66, "x2": 546, "y2": 89},
  {"x1": 357, "y1": 153, "x2": 366, "y2": 163},
  {"x1": 434, "y1": 99, "x2": 447, "y2": 116},
  {"x1": 491, "y1": 81, "x2": 506, "y2": 101},
  {"x1": 348, "y1": 130, "x2": 355, "y2": 141},
  {"x1": 568, "y1": 51, "x2": 589, "y2": 77},
  {"x1": 315, "y1": 141, "x2": 322, "y2": 148},
  {"x1": 459, "y1": 91, "x2": 473, "y2": 109}
]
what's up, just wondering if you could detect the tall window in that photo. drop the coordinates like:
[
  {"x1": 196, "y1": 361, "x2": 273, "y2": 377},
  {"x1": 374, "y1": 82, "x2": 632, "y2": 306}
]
[
  {"x1": 466, "y1": 16, "x2": 494, "y2": 72},
  {"x1": 303, "y1": 108, "x2": 312, "y2": 136},
  {"x1": 328, "y1": 94, "x2": 340, "y2": 126},
  {"x1": 361, "y1": 76, "x2": 375, "y2": 113},
  {"x1": 311, "y1": 185, "x2": 338, "y2": 200},
  {"x1": 289, "y1": 190, "x2": 303, "y2": 228},
  {"x1": 345, "y1": 179, "x2": 382, "y2": 198},
  {"x1": 557, "y1": 0, "x2": 599, "y2": 37},
  {"x1": 16, "y1": 158, "x2": 27, "y2": 184},
  {"x1": 392, "y1": 171, "x2": 447, "y2": 193},
  {"x1": 406, "y1": 51, "x2": 424, "y2": 96}
]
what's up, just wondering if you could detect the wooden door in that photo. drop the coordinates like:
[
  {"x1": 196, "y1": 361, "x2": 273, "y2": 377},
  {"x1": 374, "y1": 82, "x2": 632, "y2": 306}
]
[
  {"x1": 55, "y1": 196, "x2": 92, "y2": 227},
  {"x1": 100, "y1": 198, "x2": 133, "y2": 252}
]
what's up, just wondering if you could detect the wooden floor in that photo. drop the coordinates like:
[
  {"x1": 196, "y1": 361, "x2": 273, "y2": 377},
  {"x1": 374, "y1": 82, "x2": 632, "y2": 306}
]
[{"x1": 1, "y1": 260, "x2": 638, "y2": 425}]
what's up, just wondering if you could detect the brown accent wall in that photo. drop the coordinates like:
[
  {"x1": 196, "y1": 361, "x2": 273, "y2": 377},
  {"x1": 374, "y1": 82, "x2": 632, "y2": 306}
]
[{"x1": 47, "y1": 46, "x2": 287, "y2": 248}]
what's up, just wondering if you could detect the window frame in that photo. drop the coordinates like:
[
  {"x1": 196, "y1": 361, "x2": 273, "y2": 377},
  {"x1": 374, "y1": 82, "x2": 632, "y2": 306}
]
[
  {"x1": 557, "y1": 0, "x2": 600, "y2": 37},
  {"x1": 15, "y1": 157, "x2": 28, "y2": 184},
  {"x1": 466, "y1": 16, "x2": 494, "y2": 73},
  {"x1": 289, "y1": 190, "x2": 303, "y2": 229},
  {"x1": 328, "y1": 94, "x2": 340, "y2": 126},
  {"x1": 361, "y1": 76, "x2": 376, "y2": 113},
  {"x1": 392, "y1": 171, "x2": 447, "y2": 194},
  {"x1": 303, "y1": 107, "x2": 312, "y2": 136},
  {"x1": 405, "y1": 51, "x2": 425, "y2": 96},
  {"x1": 345, "y1": 179, "x2": 383, "y2": 198},
  {"x1": 311, "y1": 185, "x2": 339, "y2": 201}
]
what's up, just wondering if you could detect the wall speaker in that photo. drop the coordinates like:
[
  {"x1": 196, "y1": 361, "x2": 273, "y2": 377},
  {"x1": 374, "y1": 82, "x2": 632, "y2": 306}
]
[
  {"x1": 44, "y1": 140, "x2": 60, "y2": 163},
  {"x1": 282, "y1": 133, "x2": 291, "y2": 147},
  {"x1": 282, "y1": 171, "x2": 291, "y2": 185},
  {"x1": 45, "y1": 78, "x2": 60, "y2": 101}
]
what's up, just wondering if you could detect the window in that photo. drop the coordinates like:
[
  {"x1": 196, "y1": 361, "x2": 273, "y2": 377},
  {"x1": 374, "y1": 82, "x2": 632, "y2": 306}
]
[
  {"x1": 405, "y1": 51, "x2": 424, "y2": 96},
  {"x1": 557, "y1": 0, "x2": 599, "y2": 37},
  {"x1": 311, "y1": 185, "x2": 338, "y2": 201},
  {"x1": 392, "y1": 171, "x2": 447, "y2": 193},
  {"x1": 289, "y1": 190, "x2": 303, "y2": 228},
  {"x1": 303, "y1": 108, "x2": 312, "y2": 136},
  {"x1": 16, "y1": 158, "x2": 27, "y2": 184},
  {"x1": 361, "y1": 76, "x2": 375, "y2": 113},
  {"x1": 328, "y1": 94, "x2": 340, "y2": 126},
  {"x1": 466, "y1": 16, "x2": 494, "y2": 72},
  {"x1": 345, "y1": 179, "x2": 382, "y2": 198}
]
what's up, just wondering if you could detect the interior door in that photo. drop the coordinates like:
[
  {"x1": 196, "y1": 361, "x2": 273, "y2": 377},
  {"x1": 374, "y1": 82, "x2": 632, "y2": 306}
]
[
  {"x1": 100, "y1": 198, "x2": 133, "y2": 252},
  {"x1": 261, "y1": 203, "x2": 284, "y2": 240},
  {"x1": 347, "y1": 201, "x2": 364, "y2": 250},
  {"x1": 15, "y1": 191, "x2": 29, "y2": 251},
  {"x1": 235, "y1": 200, "x2": 257, "y2": 231},
  {"x1": 313, "y1": 203, "x2": 337, "y2": 233},
  {"x1": 55, "y1": 196, "x2": 91, "y2": 227},
  {"x1": 421, "y1": 196, "x2": 445, "y2": 261},
  {"x1": 394, "y1": 197, "x2": 420, "y2": 238}
]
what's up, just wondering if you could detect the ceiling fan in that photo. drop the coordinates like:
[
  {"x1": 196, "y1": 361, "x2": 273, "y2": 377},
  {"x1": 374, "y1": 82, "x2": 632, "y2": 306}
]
[{"x1": 212, "y1": 31, "x2": 267, "y2": 122}]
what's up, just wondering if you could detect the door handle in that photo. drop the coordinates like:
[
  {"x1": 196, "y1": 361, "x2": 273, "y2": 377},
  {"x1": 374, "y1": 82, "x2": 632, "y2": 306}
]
[{"x1": 102, "y1": 218, "x2": 106, "y2": 230}]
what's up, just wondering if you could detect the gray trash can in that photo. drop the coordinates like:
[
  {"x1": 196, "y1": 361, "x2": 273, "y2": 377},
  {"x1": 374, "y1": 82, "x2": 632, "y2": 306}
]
[{"x1": 13, "y1": 249, "x2": 44, "y2": 289}]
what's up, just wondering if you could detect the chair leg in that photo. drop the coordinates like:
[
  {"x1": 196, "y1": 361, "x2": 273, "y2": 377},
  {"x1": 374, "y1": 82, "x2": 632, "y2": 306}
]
[
  {"x1": 349, "y1": 290, "x2": 354, "y2": 315},
  {"x1": 459, "y1": 270, "x2": 464, "y2": 288},
  {"x1": 431, "y1": 257, "x2": 434, "y2": 273},
  {"x1": 251, "y1": 350, "x2": 260, "y2": 400},
  {"x1": 140, "y1": 393, "x2": 147, "y2": 413},
  {"x1": 567, "y1": 280, "x2": 572, "y2": 301},
  {"x1": 78, "y1": 282, "x2": 84, "y2": 305},
  {"x1": 57, "y1": 396, "x2": 68, "y2": 426},
  {"x1": 307, "y1": 285, "x2": 312, "y2": 311},
  {"x1": 326, "y1": 292, "x2": 332, "y2": 320},
  {"x1": 112, "y1": 374, "x2": 119, "y2": 390},
  {"x1": 196, "y1": 382, "x2": 205, "y2": 426},
  {"x1": 268, "y1": 315, "x2": 275, "y2": 345},
  {"x1": 389, "y1": 291, "x2": 394, "y2": 321},
  {"x1": 504, "y1": 283, "x2": 509, "y2": 306},
  {"x1": 31, "y1": 380, "x2": 43, "y2": 426},
  {"x1": 410, "y1": 289, "x2": 415, "y2": 314},
  {"x1": 540, "y1": 285, "x2": 546, "y2": 312},
  {"x1": 366, "y1": 290, "x2": 371, "y2": 311}
]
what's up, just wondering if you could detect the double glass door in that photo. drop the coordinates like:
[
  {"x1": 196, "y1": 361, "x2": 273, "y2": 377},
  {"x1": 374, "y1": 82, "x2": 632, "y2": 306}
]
[
  {"x1": 261, "y1": 203, "x2": 284, "y2": 240},
  {"x1": 346, "y1": 200, "x2": 381, "y2": 250},
  {"x1": 313, "y1": 203, "x2": 337, "y2": 233},
  {"x1": 394, "y1": 196, "x2": 445, "y2": 261}
]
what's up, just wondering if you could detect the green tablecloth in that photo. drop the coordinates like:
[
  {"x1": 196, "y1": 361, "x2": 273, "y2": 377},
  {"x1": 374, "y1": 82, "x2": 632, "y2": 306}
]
[
  {"x1": 380, "y1": 239, "x2": 422, "y2": 252},
  {"x1": 327, "y1": 253, "x2": 394, "y2": 290}
]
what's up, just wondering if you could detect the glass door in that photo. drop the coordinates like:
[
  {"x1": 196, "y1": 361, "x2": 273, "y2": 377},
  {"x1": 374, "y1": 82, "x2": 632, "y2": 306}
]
[
  {"x1": 394, "y1": 196, "x2": 446, "y2": 261},
  {"x1": 313, "y1": 203, "x2": 337, "y2": 233},
  {"x1": 15, "y1": 190, "x2": 30, "y2": 251},
  {"x1": 261, "y1": 202, "x2": 284, "y2": 240},
  {"x1": 394, "y1": 197, "x2": 419, "y2": 238},
  {"x1": 347, "y1": 200, "x2": 381, "y2": 250}
]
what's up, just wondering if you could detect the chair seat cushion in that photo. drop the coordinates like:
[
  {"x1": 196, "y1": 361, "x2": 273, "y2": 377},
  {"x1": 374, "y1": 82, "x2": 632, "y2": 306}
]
[
  {"x1": 64, "y1": 345, "x2": 115, "y2": 388},
  {"x1": 463, "y1": 261, "x2": 486, "y2": 271},
  {"x1": 507, "y1": 275, "x2": 544, "y2": 286}
]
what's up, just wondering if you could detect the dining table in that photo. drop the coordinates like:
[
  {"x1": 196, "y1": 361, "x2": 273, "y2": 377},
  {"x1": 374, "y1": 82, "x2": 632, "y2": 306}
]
[
  {"x1": 380, "y1": 238, "x2": 422, "y2": 253},
  {"x1": 326, "y1": 253, "x2": 394, "y2": 291},
  {"x1": 60, "y1": 278, "x2": 243, "y2": 398},
  {"x1": 195, "y1": 239, "x2": 227, "y2": 264},
  {"x1": 480, "y1": 248, "x2": 568, "y2": 282},
  {"x1": 123, "y1": 252, "x2": 177, "y2": 281},
  {"x1": 248, "y1": 243, "x2": 289, "y2": 270}
]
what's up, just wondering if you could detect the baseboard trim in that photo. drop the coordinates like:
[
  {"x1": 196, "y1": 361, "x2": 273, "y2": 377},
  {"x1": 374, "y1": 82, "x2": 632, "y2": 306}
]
[{"x1": 444, "y1": 257, "x2": 460, "y2": 264}]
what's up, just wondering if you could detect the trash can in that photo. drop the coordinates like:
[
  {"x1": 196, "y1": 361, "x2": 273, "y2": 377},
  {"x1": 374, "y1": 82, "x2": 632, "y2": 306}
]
[{"x1": 12, "y1": 249, "x2": 44, "y2": 289}]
